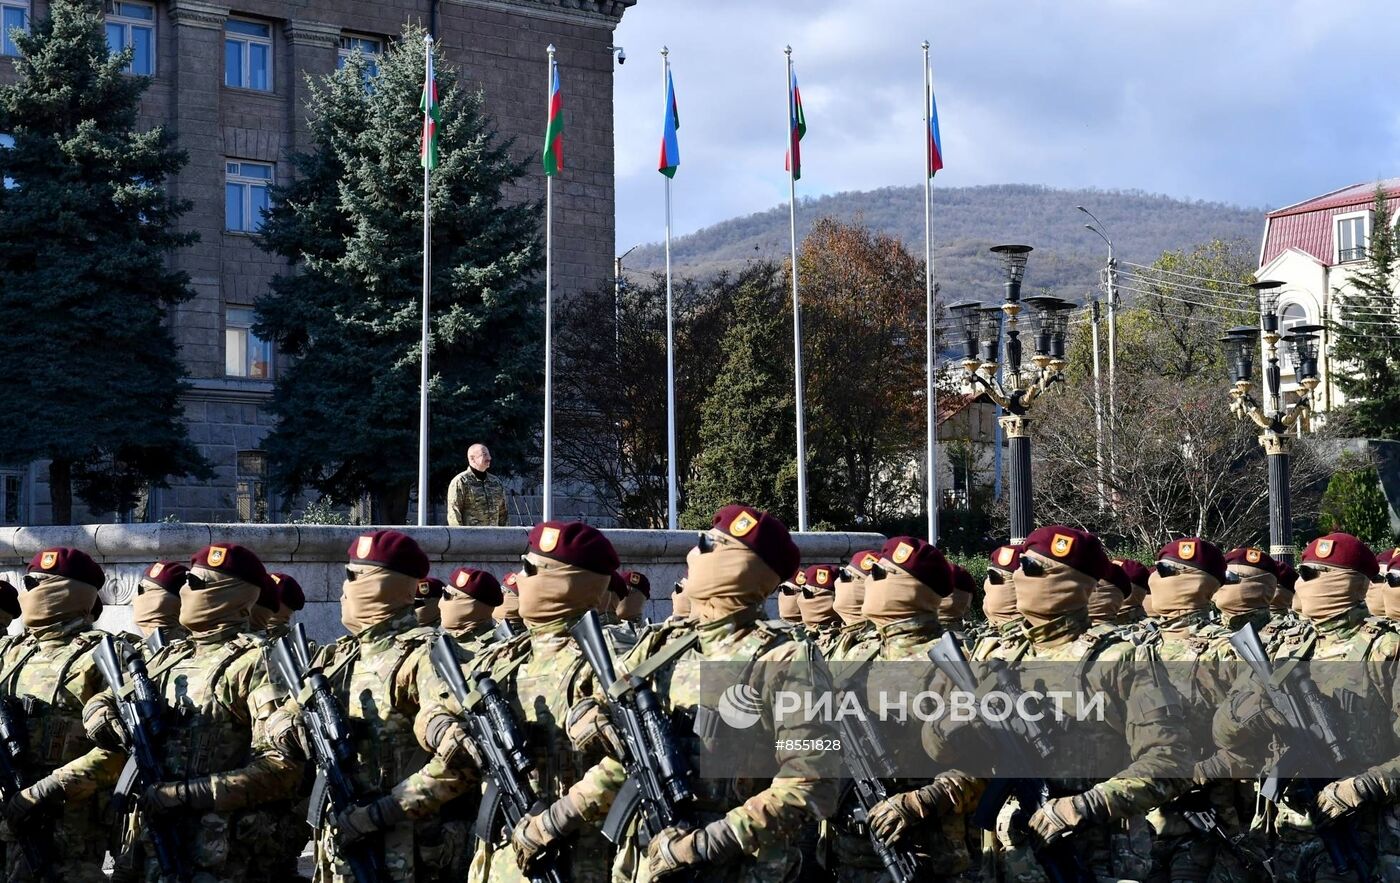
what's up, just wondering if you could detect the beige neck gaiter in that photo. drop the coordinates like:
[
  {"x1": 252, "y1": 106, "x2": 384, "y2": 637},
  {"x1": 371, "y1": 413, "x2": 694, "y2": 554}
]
[
  {"x1": 1087, "y1": 582, "x2": 1123, "y2": 624},
  {"x1": 799, "y1": 589, "x2": 841, "y2": 628},
  {"x1": 617, "y1": 590, "x2": 646, "y2": 621},
  {"x1": 340, "y1": 564, "x2": 419, "y2": 636},
  {"x1": 416, "y1": 597, "x2": 441, "y2": 627},
  {"x1": 685, "y1": 537, "x2": 780, "y2": 623},
  {"x1": 181, "y1": 567, "x2": 260, "y2": 633},
  {"x1": 834, "y1": 575, "x2": 867, "y2": 625},
  {"x1": 1016, "y1": 554, "x2": 1095, "y2": 628},
  {"x1": 517, "y1": 556, "x2": 610, "y2": 625},
  {"x1": 250, "y1": 604, "x2": 274, "y2": 631},
  {"x1": 1366, "y1": 585, "x2": 1386, "y2": 617},
  {"x1": 19, "y1": 573, "x2": 99, "y2": 630},
  {"x1": 442, "y1": 596, "x2": 494, "y2": 631},
  {"x1": 1299, "y1": 568, "x2": 1368, "y2": 622},
  {"x1": 982, "y1": 575, "x2": 1019, "y2": 627},
  {"x1": 1147, "y1": 569, "x2": 1220, "y2": 622},
  {"x1": 671, "y1": 591, "x2": 691, "y2": 618},
  {"x1": 861, "y1": 565, "x2": 940, "y2": 628},
  {"x1": 1216, "y1": 567, "x2": 1276, "y2": 619},
  {"x1": 1142, "y1": 594, "x2": 1157, "y2": 617},
  {"x1": 778, "y1": 588, "x2": 802, "y2": 622},
  {"x1": 938, "y1": 588, "x2": 971, "y2": 627},
  {"x1": 498, "y1": 588, "x2": 522, "y2": 623},
  {"x1": 132, "y1": 581, "x2": 182, "y2": 636},
  {"x1": 1384, "y1": 584, "x2": 1400, "y2": 621},
  {"x1": 268, "y1": 603, "x2": 295, "y2": 629},
  {"x1": 1122, "y1": 583, "x2": 1147, "y2": 613}
]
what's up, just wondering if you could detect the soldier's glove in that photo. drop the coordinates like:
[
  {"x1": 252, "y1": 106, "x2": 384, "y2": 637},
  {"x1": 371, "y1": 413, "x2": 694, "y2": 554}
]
[
  {"x1": 83, "y1": 698, "x2": 128, "y2": 751},
  {"x1": 1317, "y1": 773, "x2": 1391, "y2": 821},
  {"x1": 142, "y1": 778, "x2": 216, "y2": 813},
  {"x1": 1028, "y1": 789, "x2": 1108, "y2": 845},
  {"x1": 4, "y1": 774, "x2": 62, "y2": 822},
  {"x1": 333, "y1": 796, "x2": 406, "y2": 846},
  {"x1": 1213, "y1": 681, "x2": 1286, "y2": 764},
  {"x1": 867, "y1": 771, "x2": 983, "y2": 844},
  {"x1": 647, "y1": 818, "x2": 743, "y2": 877},
  {"x1": 511, "y1": 794, "x2": 584, "y2": 871},
  {"x1": 565, "y1": 696, "x2": 624, "y2": 758},
  {"x1": 421, "y1": 712, "x2": 481, "y2": 770}
]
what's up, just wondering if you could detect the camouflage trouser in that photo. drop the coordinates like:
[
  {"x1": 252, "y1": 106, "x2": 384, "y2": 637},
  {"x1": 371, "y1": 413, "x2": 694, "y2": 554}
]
[
  {"x1": 827, "y1": 818, "x2": 978, "y2": 881},
  {"x1": 599, "y1": 811, "x2": 803, "y2": 883},
  {"x1": 469, "y1": 828, "x2": 614, "y2": 883},
  {"x1": 261, "y1": 797, "x2": 312, "y2": 880},
  {"x1": 1248, "y1": 800, "x2": 1379, "y2": 883},
  {"x1": 416, "y1": 819, "x2": 473, "y2": 881},
  {"x1": 1, "y1": 803, "x2": 108, "y2": 882},
  {"x1": 993, "y1": 798, "x2": 1150, "y2": 882},
  {"x1": 139, "y1": 809, "x2": 285, "y2": 883}
]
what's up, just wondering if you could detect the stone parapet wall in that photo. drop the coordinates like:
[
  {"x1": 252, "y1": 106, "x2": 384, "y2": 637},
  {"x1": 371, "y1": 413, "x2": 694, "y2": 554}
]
[{"x1": 0, "y1": 524, "x2": 884, "y2": 644}]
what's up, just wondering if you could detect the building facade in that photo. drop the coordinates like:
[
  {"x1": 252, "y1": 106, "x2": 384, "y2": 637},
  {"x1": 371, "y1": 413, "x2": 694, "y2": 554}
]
[
  {"x1": 1255, "y1": 178, "x2": 1400, "y2": 419},
  {"x1": 0, "y1": 0, "x2": 634, "y2": 525}
]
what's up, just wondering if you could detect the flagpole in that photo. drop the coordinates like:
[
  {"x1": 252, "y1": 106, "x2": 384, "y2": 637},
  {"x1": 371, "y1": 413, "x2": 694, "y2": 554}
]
[
  {"x1": 543, "y1": 44, "x2": 556, "y2": 521},
  {"x1": 662, "y1": 47, "x2": 678, "y2": 531},
  {"x1": 417, "y1": 34, "x2": 433, "y2": 527},
  {"x1": 785, "y1": 45, "x2": 808, "y2": 533},
  {"x1": 922, "y1": 40, "x2": 938, "y2": 544}
]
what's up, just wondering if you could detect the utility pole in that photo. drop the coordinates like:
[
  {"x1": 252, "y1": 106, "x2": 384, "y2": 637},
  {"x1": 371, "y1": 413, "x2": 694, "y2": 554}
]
[{"x1": 1090, "y1": 298, "x2": 1106, "y2": 511}]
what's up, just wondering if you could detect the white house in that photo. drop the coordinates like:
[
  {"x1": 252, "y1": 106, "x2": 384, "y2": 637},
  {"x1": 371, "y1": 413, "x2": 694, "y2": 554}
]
[{"x1": 1255, "y1": 178, "x2": 1400, "y2": 418}]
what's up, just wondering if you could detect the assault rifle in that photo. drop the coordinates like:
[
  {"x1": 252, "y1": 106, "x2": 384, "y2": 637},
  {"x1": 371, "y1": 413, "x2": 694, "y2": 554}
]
[
  {"x1": 569, "y1": 610, "x2": 694, "y2": 850},
  {"x1": 808, "y1": 646, "x2": 924, "y2": 883},
  {"x1": 94, "y1": 635, "x2": 187, "y2": 881},
  {"x1": 427, "y1": 633, "x2": 565, "y2": 883},
  {"x1": 0, "y1": 698, "x2": 55, "y2": 879},
  {"x1": 1229, "y1": 622, "x2": 1371, "y2": 879},
  {"x1": 928, "y1": 632, "x2": 1093, "y2": 883},
  {"x1": 270, "y1": 628, "x2": 388, "y2": 883}
]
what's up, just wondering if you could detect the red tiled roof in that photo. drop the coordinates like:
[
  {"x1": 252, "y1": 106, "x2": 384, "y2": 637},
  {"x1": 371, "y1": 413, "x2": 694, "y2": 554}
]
[
  {"x1": 936, "y1": 392, "x2": 975, "y2": 425},
  {"x1": 1261, "y1": 178, "x2": 1400, "y2": 267}
]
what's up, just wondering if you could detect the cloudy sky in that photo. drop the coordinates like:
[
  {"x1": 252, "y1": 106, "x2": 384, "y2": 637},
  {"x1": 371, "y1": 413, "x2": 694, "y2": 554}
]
[{"x1": 609, "y1": 0, "x2": 1400, "y2": 251}]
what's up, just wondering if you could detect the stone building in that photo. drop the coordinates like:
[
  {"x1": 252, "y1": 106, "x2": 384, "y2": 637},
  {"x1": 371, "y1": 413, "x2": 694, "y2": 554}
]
[{"x1": 0, "y1": 0, "x2": 634, "y2": 526}]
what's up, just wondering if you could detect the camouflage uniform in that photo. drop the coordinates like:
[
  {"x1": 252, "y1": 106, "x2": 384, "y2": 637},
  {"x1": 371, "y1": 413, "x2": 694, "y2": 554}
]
[
  {"x1": 969, "y1": 618, "x2": 1029, "y2": 664},
  {"x1": 306, "y1": 607, "x2": 474, "y2": 882},
  {"x1": 446, "y1": 470, "x2": 508, "y2": 526},
  {"x1": 445, "y1": 620, "x2": 497, "y2": 654},
  {"x1": 589, "y1": 608, "x2": 840, "y2": 883},
  {"x1": 0, "y1": 617, "x2": 122, "y2": 881}
]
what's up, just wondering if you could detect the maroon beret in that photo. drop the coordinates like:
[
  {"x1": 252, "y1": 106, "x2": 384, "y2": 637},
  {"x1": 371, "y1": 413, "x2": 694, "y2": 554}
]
[
  {"x1": 1385, "y1": 548, "x2": 1400, "y2": 574},
  {"x1": 951, "y1": 564, "x2": 976, "y2": 595},
  {"x1": 1303, "y1": 532, "x2": 1378, "y2": 578},
  {"x1": 268, "y1": 573, "x2": 306, "y2": 611},
  {"x1": 448, "y1": 567, "x2": 503, "y2": 607},
  {"x1": 1101, "y1": 562, "x2": 1132, "y2": 596},
  {"x1": 711, "y1": 504, "x2": 800, "y2": 580},
  {"x1": 1112, "y1": 558, "x2": 1152, "y2": 590},
  {"x1": 1377, "y1": 547, "x2": 1400, "y2": 573},
  {"x1": 879, "y1": 536, "x2": 952, "y2": 596},
  {"x1": 848, "y1": 550, "x2": 879, "y2": 576},
  {"x1": 1157, "y1": 538, "x2": 1227, "y2": 584},
  {"x1": 528, "y1": 521, "x2": 619, "y2": 575},
  {"x1": 622, "y1": 570, "x2": 651, "y2": 598},
  {"x1": 607, "y1": 571, "x2": 629, "y2": 599},
  {"x1": 1023, "y1": 526, "x2": 1111, "y2": 581},
  {"x1": 1225, "y1": 547, "x2": 1279, "y2": 577},
  {"x1": 142, "y1": 561, "x2": 189, "y2": 594},
  {"x1": 1276, "y1": 562, "x2": 1298, "y2": 592},
  {"x1": 255, "y1": 574, "x2": 280, "y2": 611},
  {"x1": 417, "y1": 576, "x2": 446, "y2": 601},
  {"x1": 502, "y1": 571, "x2": 520, "y2": 593},
  {"x1": 989, "y1": 544, "x2": 1023, "y2": 574},
  {"x1": 348, "y1": 530, "x2": 430, "y2": 579},
  {"x1": 802, "y1": 564, "x2": 839, "y2": 591},
  {"x1": 28, "y1": 547, "x2": 106, "y2": 590},
  {"x1": 0, "y1": 581, "x2": 18, "y2": 618},
  {"x1": 191, "y1": 543, "x2": 269, "y2": 587}
]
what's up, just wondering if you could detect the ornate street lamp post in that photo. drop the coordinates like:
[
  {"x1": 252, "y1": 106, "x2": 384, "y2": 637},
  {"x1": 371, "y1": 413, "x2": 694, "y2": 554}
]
[
  {"x1": 948, "y1": 245, "x2": 1074, "y2": 543},
  {"x1": 1221, "y1": 280, "x2": 1324, "y2": 564}
]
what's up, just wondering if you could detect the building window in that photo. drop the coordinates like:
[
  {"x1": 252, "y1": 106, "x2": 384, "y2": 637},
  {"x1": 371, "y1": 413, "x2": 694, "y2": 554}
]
[
  {"x1": 236, "y1": 451, "x2": 269, "y2": 523},
  {"x1": 1336, "y1": 212, "x2": 1369, "y2": 263},
  {"x1": 0, "y1": 469, "x2": 24, "y2": 525},
  {"x1": 225, "y1": 306, "x2": 272, "y2": 378},
  {"x1": 224, "y1": 18, "x2": 272, "y2": 91},
  {"x1": 105, "y1": 1, "x2": 154, "y2": 75},
  {"x1": 1, "y1": 1, "x2": 26, "y2": 57},
  {"x1": 225, "y1": 159, "x2": 272, "y2": 232},
  {"x1": 1, "y1": 132, "x2": 13, "y2": 189},
  {"x1": 338, "y1": 34, "x2": 381, "y2": 80}
]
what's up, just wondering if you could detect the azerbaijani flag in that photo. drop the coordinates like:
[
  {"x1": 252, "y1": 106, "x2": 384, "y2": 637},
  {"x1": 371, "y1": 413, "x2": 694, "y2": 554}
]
[
  {"x1": 543, "y1": 61, "x2": 564, "y2": 177},
  {"x1": 928, "y1": 80, "x2": 944, "y2": 177},
  {"x1": 658, "y1": 68, "x2": 680, "y2": 178},
  {"x1": 785, "y1": 67, "x2": 806, "y2": 180},
  {"x1": 420, "y1": 46, "x2": 440, "y2": 170}
]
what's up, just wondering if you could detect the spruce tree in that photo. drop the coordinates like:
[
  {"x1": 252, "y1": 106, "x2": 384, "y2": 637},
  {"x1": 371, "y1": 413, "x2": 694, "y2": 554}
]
[
  {"x1": 681, "y1": 265, "x2": 800, "y2": 528},
  {"x1": 1330, "y1": 188, "x2": 1400, "y2": 438},
  {"x1": 257, "y1": 27, "x2": 542, "y2": 522},
  {"x1": 0, "y1": 0, "x2": 207, "y2": 524}
]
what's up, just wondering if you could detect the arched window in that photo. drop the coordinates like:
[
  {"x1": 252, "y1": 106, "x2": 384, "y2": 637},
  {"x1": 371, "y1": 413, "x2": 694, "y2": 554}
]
[{"x1": 1280, "y1": 302, "x2": 1309, "y2": 331}]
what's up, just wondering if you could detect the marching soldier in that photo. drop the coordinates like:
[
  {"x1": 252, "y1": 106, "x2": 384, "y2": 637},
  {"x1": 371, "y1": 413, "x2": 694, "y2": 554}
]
[
  {"x1": 1367, "y1": 548, "x2": 1394, "y2": 618},
  {"x1": 828, "y1": 550, "x2": 877, "y2": 656},
  {"x1": 1220, "y1": 547, "x2": 1283, "y2": 633},
  {"x1": 668, "y1": 578, "x2": 691, "y2": 621},
  {"x1": 616, "y1": 570, "x2": 650, "y2": 627},
  {"x1": 264, "y1": 572, "x2": 306, "y2": 640},
  {"x1": 937, "y1": 564, "x2": 976, "y2": 647},
  {"x1": 777, "y1": 577, "x2": 804, "y2": 625},
  {"x1": 1086, "y1": 561, "x2": 1130, "y2": 626},
  {"x1": 130, "y1": 560, "x2": 190, "y2": 653},
  {"x1": 1114, "y1": 558, "x2": 1152, "y2": 624},
  {"x1": 441, "y1": 567, "x2": 502, "y2": 649},
  {"x1": 0, "y1": 548, "x2": 119, "y2": 881},
  {"x1": 797, "y1": 563, "x2": 844, "y2": 651},
  {"x1": 973, "y1": 544, "x2": 1028, "y2": 663},
  {"x1": 84, "y1": 542, "x2": 300, "y2": 881},
  {"x1": 496, "y1": 572, "x2": 525, "y2": 635},
  {"x1": 847, "y1": 536, "x2": 982, "y2": 881},
  {"x1": 416, "y1": 576, "x2": 445, "y2": 628},
  {"x1": 1270, "y1": 562, "x2": 1298, "y2": 618}
]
